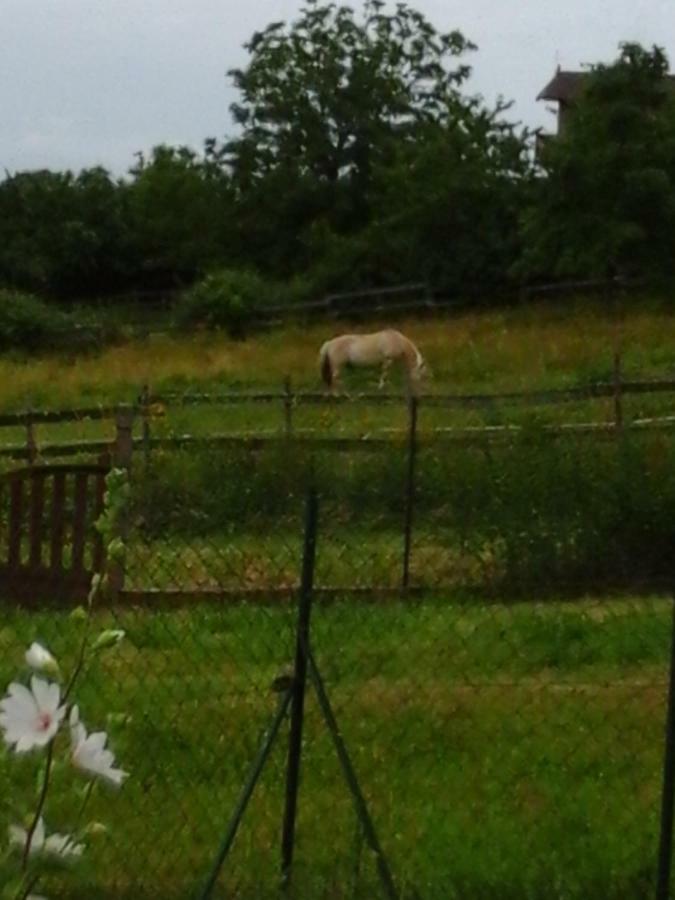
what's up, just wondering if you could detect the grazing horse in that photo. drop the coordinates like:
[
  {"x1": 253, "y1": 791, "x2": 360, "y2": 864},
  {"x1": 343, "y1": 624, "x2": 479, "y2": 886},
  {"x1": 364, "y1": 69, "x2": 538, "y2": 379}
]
[{"x1": 318, "y1": 329, "x2": 428, "y2": 394}]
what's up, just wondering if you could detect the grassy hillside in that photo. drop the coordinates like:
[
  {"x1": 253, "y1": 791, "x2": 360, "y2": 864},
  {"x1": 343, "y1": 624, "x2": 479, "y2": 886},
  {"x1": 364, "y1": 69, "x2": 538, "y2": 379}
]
[{"x1": 1, "y1": 296, "x2": 674, "y2": 411}]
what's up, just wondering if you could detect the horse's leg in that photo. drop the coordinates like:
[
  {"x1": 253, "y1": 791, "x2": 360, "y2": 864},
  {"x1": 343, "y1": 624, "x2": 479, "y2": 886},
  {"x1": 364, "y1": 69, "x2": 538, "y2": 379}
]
[
  {"x1": 378, "y1": 357, "x2": 392, "y2": 390},
  {"x1": 332, "y1": 364, "x2": 343, "y2": 396}
]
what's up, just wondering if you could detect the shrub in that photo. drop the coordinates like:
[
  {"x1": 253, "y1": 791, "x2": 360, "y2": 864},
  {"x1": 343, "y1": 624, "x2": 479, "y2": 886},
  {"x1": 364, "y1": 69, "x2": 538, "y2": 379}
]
[
  {"x1": 0, "y1": 289, "x2": 73, "y2": 353},
  {"x1": 0, "y1": 289, "x2": 108, "y2": 355},
  {"x1": 175, "y1": 269, "x2": 273, "y2": 338}
]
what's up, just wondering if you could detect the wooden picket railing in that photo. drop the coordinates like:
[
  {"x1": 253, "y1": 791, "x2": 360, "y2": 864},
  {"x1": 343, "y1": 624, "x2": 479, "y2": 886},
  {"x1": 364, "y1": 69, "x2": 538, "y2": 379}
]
[{"x1": 0, "y1": 464, "x2": 108, "y2": 603}]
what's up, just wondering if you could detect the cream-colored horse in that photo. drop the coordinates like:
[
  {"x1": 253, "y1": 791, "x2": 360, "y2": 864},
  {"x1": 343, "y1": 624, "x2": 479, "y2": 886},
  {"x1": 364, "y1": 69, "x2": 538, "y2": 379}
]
[{"x1": 319, "y1": 329, "x2": 428, "y2": 394}]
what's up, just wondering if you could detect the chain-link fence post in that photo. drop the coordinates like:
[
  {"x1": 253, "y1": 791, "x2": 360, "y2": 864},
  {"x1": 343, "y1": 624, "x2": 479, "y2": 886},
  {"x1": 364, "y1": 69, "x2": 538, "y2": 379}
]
[{"x1": 281, "y1": 484, "x2": 318, "y2": 888}]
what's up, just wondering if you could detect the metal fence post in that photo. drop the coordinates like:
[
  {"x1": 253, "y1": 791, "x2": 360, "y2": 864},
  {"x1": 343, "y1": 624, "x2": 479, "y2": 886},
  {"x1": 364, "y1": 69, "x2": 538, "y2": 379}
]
[
  {"x1": 200, "y1": 688, "x2": 294, "y2": 900},
  {"x1": 307, "y1": 649, "x2": 399, "y2": 900},
  {"x1": 656, "y1": 596, "x2": 675, "y2": 899},
  {"x1": 402, "y1": 394, "x2": 418, "y2": 589},
  {"x1": 281, "y1": 485, "x2": 319, "y2": 888}
]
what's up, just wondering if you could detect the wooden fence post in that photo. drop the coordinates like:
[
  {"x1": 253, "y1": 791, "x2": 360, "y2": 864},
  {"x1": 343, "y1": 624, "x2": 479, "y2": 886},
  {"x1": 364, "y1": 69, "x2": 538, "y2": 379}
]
[
  {"x1": 140, "y1": 383, "x2": 151, "y2": 464},
  {"x1": 25, "y1": 410, "x2": 37, "y2": 465},
  {"x1": 283, "y1": 376, "x2": 294, "y2": 438},
  {"x1": 613, "y1": 349, "x2": 623, "y2": 434},
  {"x1": 113, "y1": 406, "x2": 134, "y2": 469}
]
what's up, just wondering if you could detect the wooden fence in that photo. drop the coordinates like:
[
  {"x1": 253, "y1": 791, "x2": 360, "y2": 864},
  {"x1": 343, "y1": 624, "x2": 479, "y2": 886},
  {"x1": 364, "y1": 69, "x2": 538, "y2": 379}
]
[
  {"x1": 84, "y1": 275, "x2": 646, "y2": 338},
  {"x1": 0, "y1": 361, "x2": 674, "y2": 463}
]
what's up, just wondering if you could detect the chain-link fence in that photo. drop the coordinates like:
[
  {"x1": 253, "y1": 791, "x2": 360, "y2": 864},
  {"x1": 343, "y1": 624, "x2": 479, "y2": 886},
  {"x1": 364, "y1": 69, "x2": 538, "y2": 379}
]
[{"x1": 0, "y1": 427, "x2": 674, "y2": 898}]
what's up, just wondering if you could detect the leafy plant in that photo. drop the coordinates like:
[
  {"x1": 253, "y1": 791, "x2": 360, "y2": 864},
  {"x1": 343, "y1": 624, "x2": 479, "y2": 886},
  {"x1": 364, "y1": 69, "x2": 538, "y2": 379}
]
[{"x1": 174, "y1": 268, "x2": 273, "y2": 338}]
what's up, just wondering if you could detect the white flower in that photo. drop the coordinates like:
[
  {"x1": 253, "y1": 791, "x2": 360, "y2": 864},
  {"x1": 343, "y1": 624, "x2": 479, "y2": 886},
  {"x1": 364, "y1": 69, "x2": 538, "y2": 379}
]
[
  {"x1": 25, "y1": 642, "x2": 59, "y2": 677},
  {"x1": 70, "y1": 706, "x2": 128, "y2": 788},
  {"x1": 0, "y1": 677, "x2": 65, "y2": 752},
  {"x1": 9, "y1": 817, "x2": 83, "y2": 859}
]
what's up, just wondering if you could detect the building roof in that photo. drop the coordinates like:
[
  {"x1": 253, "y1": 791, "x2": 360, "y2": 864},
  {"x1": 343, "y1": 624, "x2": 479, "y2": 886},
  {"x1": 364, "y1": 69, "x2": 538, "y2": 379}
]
[
  {"x1": 536, "y1": 70, "x2": 586, "y2": 103},
  {"x1": 538, "y1": 67, "x2": 675, "y2": 103}
]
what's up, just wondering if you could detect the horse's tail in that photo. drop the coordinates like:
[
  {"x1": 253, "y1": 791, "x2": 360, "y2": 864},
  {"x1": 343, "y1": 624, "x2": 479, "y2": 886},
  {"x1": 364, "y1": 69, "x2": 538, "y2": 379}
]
[{"x1": 320, "y1": 345, "x2": 333, "y2": 387}]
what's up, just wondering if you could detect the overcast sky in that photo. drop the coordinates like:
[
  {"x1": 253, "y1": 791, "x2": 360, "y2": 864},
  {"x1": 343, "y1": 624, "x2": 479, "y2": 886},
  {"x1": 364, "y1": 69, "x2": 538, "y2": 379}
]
[{"x1": 2, "y1": 0, "x2": 674, "y2": 177}]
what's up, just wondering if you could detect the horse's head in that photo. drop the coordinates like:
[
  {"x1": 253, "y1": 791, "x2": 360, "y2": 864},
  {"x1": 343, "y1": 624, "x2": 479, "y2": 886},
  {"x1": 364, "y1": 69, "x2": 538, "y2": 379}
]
[{"x1": 413, "y1": 354, "x2": 432, "y2": 384}]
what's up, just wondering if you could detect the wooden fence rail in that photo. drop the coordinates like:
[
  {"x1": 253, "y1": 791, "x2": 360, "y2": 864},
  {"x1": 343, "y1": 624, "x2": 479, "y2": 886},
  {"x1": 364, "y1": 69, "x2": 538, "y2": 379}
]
[
  {"x1": 1, "y1": 414, "x2": 675, "y2": 465},
  {"x1": 153, "y1": 378, "x2": 675, "y2": 409},
  {"x1": 0, "y1": 367, "x2": 674, "y2": 463},
  {"x1": 0, "y1": 374, "x2": 673, "y2": 428}
]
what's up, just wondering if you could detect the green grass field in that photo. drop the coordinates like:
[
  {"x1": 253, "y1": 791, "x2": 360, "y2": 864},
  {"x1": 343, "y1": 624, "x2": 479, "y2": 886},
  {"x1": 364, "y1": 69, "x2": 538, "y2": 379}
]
[
  {"x1": 2, "y1": 298, "x2": 675, "y2": 897},
  {"x1": 0, "y1": 594, "x2": 670, "y2": 898}
]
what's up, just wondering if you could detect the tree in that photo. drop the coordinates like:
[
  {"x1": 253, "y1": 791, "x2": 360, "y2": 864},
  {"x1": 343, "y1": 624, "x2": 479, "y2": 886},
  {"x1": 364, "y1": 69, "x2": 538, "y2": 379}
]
[
  {"x1": 363, "y1": 105, "x2": 530, "y2": 291},
  {"x1": 225, "y1": 0, "x2": 477, "y2": 272},
  {"x1": 520, "y1": 43, "x2": 675, "y2": 281},
  {"x1": 0, "y1": 167, "x2": 132, "y2": 298},
  {"x1": 126, "y1": 144, "x2": 236, "y2": 288}
]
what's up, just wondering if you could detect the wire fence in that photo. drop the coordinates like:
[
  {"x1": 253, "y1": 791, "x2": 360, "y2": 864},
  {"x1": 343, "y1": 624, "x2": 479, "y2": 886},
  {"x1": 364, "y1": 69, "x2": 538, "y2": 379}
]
[{"x1": 1, "y1": 421, "x2": 675, "y2": 897}]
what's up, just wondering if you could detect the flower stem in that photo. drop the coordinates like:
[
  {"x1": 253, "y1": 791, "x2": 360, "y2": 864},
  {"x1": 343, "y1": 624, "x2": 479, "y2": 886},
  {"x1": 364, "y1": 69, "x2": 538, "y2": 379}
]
[
  {"x1": 75, "y1": 779, "x2": 97, "y2": 831},
  {"x1": 15, "y1": 873, "x2": 39, "y2": 900},
  {"x1": 22, "y1": 740, "x2": 55, "y2": 869},
  {"x1": 63, "y1": 580, "x2": 99, "y2": 704}
]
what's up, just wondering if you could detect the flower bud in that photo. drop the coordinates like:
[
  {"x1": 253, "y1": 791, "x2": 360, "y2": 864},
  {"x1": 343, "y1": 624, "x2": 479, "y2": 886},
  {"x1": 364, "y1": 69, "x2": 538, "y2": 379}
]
[
  {"x1": 25, "y1": 642, "x2": 60, "y2": 677},
  {"x1": 93, "y1": 629, "x2": 125, "y2": 652}
]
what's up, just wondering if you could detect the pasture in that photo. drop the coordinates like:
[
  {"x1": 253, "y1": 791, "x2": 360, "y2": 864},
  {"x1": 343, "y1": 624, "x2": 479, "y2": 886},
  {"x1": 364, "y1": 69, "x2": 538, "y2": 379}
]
[
  {"x1": 1, "y1": 297, "x2": 675, "y2": 897},
  {"x1": 0, "y1": 294, "x2": 672, "y2": 409}
]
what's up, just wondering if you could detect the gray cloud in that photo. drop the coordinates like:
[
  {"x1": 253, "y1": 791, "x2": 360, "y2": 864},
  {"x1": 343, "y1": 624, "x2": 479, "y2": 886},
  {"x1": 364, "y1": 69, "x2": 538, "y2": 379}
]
[{"x1": 2, "y1": 0, "x2": 673, "y2": 176}]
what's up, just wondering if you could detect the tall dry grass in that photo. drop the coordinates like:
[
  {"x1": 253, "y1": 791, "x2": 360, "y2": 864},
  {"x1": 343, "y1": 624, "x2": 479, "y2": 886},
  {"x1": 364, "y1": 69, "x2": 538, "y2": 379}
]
[{"x1": 1, "y1": 296, "x2": 674, "y2": 409}]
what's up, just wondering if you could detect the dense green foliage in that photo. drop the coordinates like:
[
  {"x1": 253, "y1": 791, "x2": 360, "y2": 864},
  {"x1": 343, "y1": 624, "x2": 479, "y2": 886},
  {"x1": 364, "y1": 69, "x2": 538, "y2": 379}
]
[
  {"x1": 175, "y1": 268, "x2": 272, "y2": 337},
  {"x1": 0, "y1": 289, "x2": 102, "y2": 354},
  {"x1": 134, "y1": 431, "x2": 675, "y2": 596},
  {"x1": 521, "y1": 43, "x2": 675, "y2": 280},
  {"x1": 0, "y1": 3, "x2": 674, "y2": 325}
]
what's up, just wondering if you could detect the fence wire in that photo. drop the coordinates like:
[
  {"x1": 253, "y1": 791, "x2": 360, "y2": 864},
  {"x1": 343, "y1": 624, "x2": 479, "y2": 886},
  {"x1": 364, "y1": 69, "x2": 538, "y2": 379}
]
[{"x1": 0, "y1": 429, "x2": 674, "y2": 898}]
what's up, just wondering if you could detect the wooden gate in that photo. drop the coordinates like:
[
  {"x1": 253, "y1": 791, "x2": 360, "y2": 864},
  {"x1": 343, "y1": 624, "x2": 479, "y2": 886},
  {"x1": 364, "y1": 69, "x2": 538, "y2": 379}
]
[{"x1": 0, "y1": 464, "x2": 109, "y2": 604}]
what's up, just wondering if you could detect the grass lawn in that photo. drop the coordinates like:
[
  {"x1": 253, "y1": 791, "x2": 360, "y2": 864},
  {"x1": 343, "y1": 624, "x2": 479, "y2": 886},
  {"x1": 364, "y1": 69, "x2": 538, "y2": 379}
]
[{"x1": 0, "y1": 593, "x2": 669, "y2": 898}]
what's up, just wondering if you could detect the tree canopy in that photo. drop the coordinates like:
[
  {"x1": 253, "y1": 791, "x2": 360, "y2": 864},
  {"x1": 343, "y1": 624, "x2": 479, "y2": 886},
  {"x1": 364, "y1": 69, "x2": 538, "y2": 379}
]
[
  {"x1": 2, "y1": 10, "x2": 675, "y2": 310},
  {"x1": 227, "y1": 0, "x2": 475, "y2": 192},
  {"x1": 520, "y1": 43, "x2": 675, "y2": 280},
  {"x1": 224, "y1": 0, "x2": 529, "y2": 287}
]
